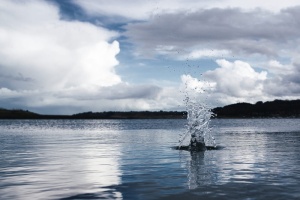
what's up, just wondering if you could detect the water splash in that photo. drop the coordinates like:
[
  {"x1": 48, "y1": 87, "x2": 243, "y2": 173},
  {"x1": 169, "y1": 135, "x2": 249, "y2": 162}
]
[{"x1": 178, "y1": 76, "x2": 216, "y2": 150}]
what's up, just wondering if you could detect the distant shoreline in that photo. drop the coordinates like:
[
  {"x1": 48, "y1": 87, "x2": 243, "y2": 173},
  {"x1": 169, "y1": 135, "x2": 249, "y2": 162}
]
[
  {"x1": 212, "y1": 99, "x2": 300, "y2": 119},
  {"x1": 0, "y1": 110, "x2": 187, "y2": 119},
  {"x1": 1, "y1": 99, "x2": 300, "y2": 119}
]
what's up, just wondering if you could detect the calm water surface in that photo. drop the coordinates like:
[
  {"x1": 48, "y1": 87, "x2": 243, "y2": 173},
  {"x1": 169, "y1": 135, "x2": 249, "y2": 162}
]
[{"x1": 1, "y1": 119, "x2": 300, "y2": 199}]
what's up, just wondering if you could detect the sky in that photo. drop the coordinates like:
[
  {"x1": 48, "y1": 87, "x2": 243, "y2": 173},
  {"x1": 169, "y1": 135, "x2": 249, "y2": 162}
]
[{"x1": 1, "y1": 0, "x2": 300, "y2": 114}]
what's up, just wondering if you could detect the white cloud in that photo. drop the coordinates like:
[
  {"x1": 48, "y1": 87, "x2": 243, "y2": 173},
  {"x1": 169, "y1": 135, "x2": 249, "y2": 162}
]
[
  {"x1": 206, "y1": 59, "x2": 267, "y2": 97},
  {"x1": 180, "y1": 60, "x2": 268, "y2": 106},
  {"x1": 0, "y1": 0, "x2": 121, "y2": 90},
  {"x1": 180, "y1": 58, "x2": 300, "y2": 106},
  {"x1": 0, "y1": 0, "x2": 128, "y2": 112}
]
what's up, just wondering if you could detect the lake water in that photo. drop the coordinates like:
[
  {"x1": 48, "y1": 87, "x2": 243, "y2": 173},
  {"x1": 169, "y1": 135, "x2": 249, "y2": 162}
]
[{"x1": 1, "y1": 119, "x2": 300, "y2": 199}]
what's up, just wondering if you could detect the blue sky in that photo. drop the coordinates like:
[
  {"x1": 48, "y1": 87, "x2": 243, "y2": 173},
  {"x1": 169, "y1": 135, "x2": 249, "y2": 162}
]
[{"x1": 1, "y1": 0, "x2": 300, "y2": 114}]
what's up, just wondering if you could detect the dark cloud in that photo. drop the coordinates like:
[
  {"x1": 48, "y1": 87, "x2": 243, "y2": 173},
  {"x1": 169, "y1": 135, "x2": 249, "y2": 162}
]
[
  {"x1": 264, "y1": 77, "x2": 300, "y2": 96},
  {"x1": 0, "y1": 73, "x2": 33, "y2": 82},
  {"x1": 55, "y1": 83, "x2": 162, "y2": 100},
  {"x1": 101, "y1": 84, "x2": 161, "y2": 100},
  {"x1": 266, "y1": 75, "x2": 300, "y2": 96},
  {"x1": 125, "y1": 6, "x2": 300, "y2": 57},
  {"x1": 0, "y1": 73, "x2": 34, "y2": 89},
  {"x1": 258, "y1": 59, "x2": 300, "y2": 97}
]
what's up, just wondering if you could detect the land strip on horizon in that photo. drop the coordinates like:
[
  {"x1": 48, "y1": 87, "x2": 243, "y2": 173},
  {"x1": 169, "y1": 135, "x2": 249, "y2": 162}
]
[{"x1": 1, "y1": 99, "x2": 300, "y2": 119}]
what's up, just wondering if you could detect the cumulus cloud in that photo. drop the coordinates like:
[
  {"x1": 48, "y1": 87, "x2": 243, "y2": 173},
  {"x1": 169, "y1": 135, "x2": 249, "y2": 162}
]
[
  {"x1": 0, "y1": 0, "x2": 121, "y2": 90},
  {"x1": 180, "y1": 59, "x2": 300, "y2": 106},
  {"x1": 180, "y1": 60, "x2": 266, "y2": 105},
  {"x1": 0, "y1": 0, "x2": 169, "y2": 113},
  {"x1": 125, "y1": 6, "x2": 300, "y2": 58},
  {"x1": 205, "y1": 59, "x2": 267, "y2": 98}
]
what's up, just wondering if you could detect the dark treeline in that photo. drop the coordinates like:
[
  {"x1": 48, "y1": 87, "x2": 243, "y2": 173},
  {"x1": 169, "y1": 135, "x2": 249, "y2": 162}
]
[
  {"x1": 72, "y1": 111, "x2": 187, "y2": 119},
  {"x1": 0, "y1": 108, "x2": 186, "y2": 119},
  {"x1": 1, "y1": 99, "x2": 300, "y2": 119},
  {"x1": 0, "y1": 108, "x2": 69, "y2": 119},
  {"x1": 212, "y1": 99, "x2": 300, "y2": 118}
]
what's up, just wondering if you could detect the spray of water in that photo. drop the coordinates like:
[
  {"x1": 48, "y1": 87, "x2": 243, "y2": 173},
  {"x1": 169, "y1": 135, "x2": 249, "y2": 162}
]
[{"x1": 178, "y1": 76, "x2": 216, "y2": 150}]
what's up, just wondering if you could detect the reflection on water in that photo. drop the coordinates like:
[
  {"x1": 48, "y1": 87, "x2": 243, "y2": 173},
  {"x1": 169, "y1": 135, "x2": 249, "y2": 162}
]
[
  {"x1": 188, "y1": 152, "x2": 205, "y2": 189},
  {"x1": 0, "y1": 121, "x2": 124, "y2": 199},
  {"x1": 1, "y1": 119, "x2": 300, "y2": 199}
]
